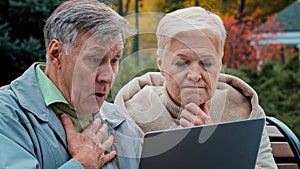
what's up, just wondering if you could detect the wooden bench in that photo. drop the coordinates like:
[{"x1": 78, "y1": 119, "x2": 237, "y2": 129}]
[{"x1": 266, "y1": 116, "x2": 300, "y2": 169}]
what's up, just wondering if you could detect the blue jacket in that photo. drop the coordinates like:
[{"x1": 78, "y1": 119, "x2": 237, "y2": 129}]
[{"x1": 0, "y1": 63, "x2": 141, "y2": 169}]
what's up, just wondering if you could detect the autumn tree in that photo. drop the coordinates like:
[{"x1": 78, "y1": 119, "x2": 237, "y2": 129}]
[{"x1": 223, "y1": 11, "x2": 286, "y2": 69}]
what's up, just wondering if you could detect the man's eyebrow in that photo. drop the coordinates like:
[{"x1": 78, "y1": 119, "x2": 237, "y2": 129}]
[
  {"x1": 82, "y1": 46, "x2": 109, "y2": 55},
  {"x1": 87, "y1": 46, "x2": 107, "y2": 51}
]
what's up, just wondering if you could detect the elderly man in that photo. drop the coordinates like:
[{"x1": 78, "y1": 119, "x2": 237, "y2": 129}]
[{"x1": 0, "y1": 0, "x2": 141, "y2": 168}]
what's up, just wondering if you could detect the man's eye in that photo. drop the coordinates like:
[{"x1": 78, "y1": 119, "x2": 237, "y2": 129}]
[
  {"x1": 91, "y1": 57, "x2": 101, "y2": 64},
  {"x1": 175, "y1": 61, "x2": 187, "y2": 67},
  {"x1": 111, "y1": 59, "x2": 119, "y2": 65}
]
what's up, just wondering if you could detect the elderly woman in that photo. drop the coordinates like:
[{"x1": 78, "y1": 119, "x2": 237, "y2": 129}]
[{"x1": 115, "y1": 6, "x2": 277, "y2": 169}]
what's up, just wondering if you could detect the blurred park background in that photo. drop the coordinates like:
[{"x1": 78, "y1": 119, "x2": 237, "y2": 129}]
[{"x1": 0, "y1": 0, "x2": 299, "y2": 138}]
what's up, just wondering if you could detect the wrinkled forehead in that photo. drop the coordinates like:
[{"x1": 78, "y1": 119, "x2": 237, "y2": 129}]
[
  {"x1": 168, "y1": 30, "x2": 220, "y2": 56},
  {"x1": 80, "y1": 33, "x2": 124, "y2": 52}
]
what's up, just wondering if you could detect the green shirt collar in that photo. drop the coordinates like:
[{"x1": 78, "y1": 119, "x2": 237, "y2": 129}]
[{"x1": 35, "y1": 64, "x2": 68, "y2": 106}]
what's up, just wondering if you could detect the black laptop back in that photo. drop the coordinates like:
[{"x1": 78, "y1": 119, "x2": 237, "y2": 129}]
[{"x1": 139, "y1": 118, "x2": 265, "y2": 169}]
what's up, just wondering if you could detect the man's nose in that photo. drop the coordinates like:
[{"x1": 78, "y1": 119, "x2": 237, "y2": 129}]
[{"x1": 96, "y1": 64, "x2": 114, "y2": 83}]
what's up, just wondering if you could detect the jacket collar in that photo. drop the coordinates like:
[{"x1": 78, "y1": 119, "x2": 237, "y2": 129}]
[
  {"x1": 11, "y1": 62, "x2": 50, "y2": 122},
  {"x1": 98, "y1": 101, "x2": 126, "y2": 129},
  {"x1": 11, "y1": 62, "x2": 126, "y2": 130},
  {"x1": 10, "y1": 63, "x2": 68, "y2": 146}
]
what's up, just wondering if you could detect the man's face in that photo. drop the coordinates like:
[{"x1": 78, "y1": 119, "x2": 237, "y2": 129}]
[
  {"x1": 158, "y1": 30, "x2": 222, "y2": 106},
  {"x1": 60, "y1": 34, "x2": 124, "y2": 115}
]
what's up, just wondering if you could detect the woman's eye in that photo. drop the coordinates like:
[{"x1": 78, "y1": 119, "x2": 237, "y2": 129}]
[
  {"x1": 201, "y1": 61, "x2": 212, "y2": 67},
  {"x1": 175, "y1": 60, "x2": 187, "y2": 67}
]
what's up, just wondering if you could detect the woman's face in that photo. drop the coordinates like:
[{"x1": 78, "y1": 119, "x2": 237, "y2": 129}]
[{"x1": 157, "y1": 30, "x2": 222, "y2": 106}]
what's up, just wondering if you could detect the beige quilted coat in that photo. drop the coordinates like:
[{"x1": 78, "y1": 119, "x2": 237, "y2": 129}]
[{"x1": 115, "y1": 72, "x2": 277, "y2": 169}]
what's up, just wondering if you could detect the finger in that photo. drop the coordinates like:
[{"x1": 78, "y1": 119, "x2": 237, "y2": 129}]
[
  {"x1": 180, "y1": 109, "x2": 206, "y2": 126},
  {"x1": 204, "y1": 114, "x2": 213, "y2": 124},
  {"x1": 181, "y1": 109, "x2": 203, "y2": 125},
  {"x1": 101, "y1": 135, "x2": 114, "y2": 151},
  {"x1": 85, "y1": 118, "x2": 102, "y2": 136},
  {"x1": 180, "y1": 109, "x2": 196, "y2": 122},
  {"x1": 200, "y1": 103, "x2": 209, "y2": 115},
  {"x1": 95, "y1": 123, "x2": 109, "y2": 143},
  {"x1": 184, "y1": 103, "x2": 201, "y2": 115},
  {"x1": 179, "y1": 117, "x2": 193, "y2": 128},
  {"x1": 61, "y1": 114, "x2": 76, "y2": 138},
  {"x1": 101, "y1": 150, "x2": 116, "y2": 164}
]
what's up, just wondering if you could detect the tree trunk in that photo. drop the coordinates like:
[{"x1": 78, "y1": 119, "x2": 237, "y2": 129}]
[
  {"x1": 238, "y1": 0, "x2": 246, "y2": 14},
  {"x1": 116, "y1": 0, "x2": 123, "y2": 16},
  {"x1": 115, "y1": 0, "x2": 131, "y2": 16},
  {"x1": 280, "y1": 47, "x2": 285, "y2": 64},
  {"x1": 237, "y1": 0, "x2": 246, "y2": 23},
  {"x1": 132, "y1": 0, "x2": 139, "y2": 66},
  {"x1": 125, "y1": 0, "x2": 131, "y2": 15}
]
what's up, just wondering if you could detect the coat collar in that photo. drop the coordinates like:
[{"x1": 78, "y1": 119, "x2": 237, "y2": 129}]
[
  {"x1": 11, "y1": 62, "x2": 126, "y2": 130},
  {"x1": 10, "y1": 62, "x2": 67, "y2": 146},
  {"x1": 11, "y1": 62, "x2": 50, "y2": 122},
  {"x1": 98, "y1": 101, "x2": 126, "y2": 129}
]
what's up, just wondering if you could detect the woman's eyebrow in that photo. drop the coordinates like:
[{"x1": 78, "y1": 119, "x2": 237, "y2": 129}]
[
  {"x1": 175, "y1": 51, "x2": 213, "y2": 59},
  {"x1": 174, "y1": 50, "x2": 193, "y2": 57}
]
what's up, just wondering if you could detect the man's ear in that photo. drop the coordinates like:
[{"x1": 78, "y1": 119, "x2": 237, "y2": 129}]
[{"x1": 48, "y1": 39, "x2": 62, "y2": 68}]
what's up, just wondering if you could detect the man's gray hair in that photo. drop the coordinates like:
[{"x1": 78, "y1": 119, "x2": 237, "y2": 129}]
[
  {"x1": 43, "y1": 0, "x2": 134, "y2": 58},
  {"x1": 156, "y1": 6, "x2": 226, "y2": 58}
]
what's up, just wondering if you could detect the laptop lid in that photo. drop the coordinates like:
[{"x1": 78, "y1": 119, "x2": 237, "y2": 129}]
[{"x1": 139, "y1": 118, "x2": 265, "y2": 169}]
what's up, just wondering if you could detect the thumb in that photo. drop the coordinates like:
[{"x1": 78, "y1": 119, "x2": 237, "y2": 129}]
[
  {"x1": 200, "y1": 103, "x2": 209, "y2": 115},
  {"x1": 61, "y1": 114, "x2": 76, "y2": 137}
]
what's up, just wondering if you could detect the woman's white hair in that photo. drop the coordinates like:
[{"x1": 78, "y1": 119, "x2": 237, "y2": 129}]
[{"x1": 156, "y1": 6, "x2": 226, "y2": 58}]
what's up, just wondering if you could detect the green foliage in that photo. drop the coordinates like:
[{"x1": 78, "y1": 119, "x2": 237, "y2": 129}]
[
  {"x1": 225, "y1": 54, "x2": 300, "y2": 138},
  {"x1": 0, "y1": 0, "x2": 64, "y2": 86},
  {"x1": 156, "y1": 0, "x2": 187, "y2": 13},
  {"x1": 108, "y1": 49, "x2": 158, "y2": 101}
]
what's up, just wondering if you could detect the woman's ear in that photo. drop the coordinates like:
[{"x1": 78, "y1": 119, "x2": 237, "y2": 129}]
[
  {"x1": 156, "y1": 56, "x2": 162, "y2": 70},
  {"x1": 156, "y1": 56, "x2": 165, "y2": 77},
  {"x1": 48, "y1": 39, "x2": 62, "y2": 68}
]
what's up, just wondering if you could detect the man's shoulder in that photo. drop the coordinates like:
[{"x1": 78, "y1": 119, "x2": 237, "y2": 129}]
[
  {"x1": 0, "y1": 85, "x2": 32, "y2": 128},
  {"x1": 0, "y1": 85, "x2": 20, "y2": 114}
]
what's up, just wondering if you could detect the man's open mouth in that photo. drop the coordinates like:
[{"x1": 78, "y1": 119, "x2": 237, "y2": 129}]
[{"x1": 95, "y1": 93, "x2": 105, "y2": 99}]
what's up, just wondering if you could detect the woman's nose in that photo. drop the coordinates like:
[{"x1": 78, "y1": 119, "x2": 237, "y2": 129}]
[{"x1": 187, "y1": 64, "x2": 203, "y2": 82}]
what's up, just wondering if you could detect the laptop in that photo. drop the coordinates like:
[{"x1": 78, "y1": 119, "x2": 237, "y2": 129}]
[{"x1": 139, "y1": 118, "x2": 265, "y2": 169}]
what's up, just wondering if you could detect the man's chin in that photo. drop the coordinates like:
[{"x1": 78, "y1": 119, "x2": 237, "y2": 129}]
[
  {"x1": 74, "y1": 102, "x2": 102, "y2": 115},
  {"x1": 78, "y1": 106, "x2": 101, "y2": 115},
  {"x1": 74, "y1": 96, "x2": 106, "y2": 114}
]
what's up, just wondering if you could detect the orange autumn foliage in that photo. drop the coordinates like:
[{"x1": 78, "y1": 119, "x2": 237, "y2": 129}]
[{"x1": 223, "y1": 11, "x2": 286, "y2": 69}]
